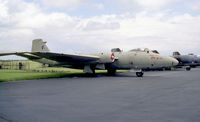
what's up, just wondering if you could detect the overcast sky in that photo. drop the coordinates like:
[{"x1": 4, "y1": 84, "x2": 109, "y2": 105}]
[{"x1": 0, "y1": 0, "x2": 200, "y2": 59}]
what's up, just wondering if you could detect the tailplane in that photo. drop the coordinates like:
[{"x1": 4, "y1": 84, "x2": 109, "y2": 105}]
[{"x1": 31, "y1": 39, "x2": 50, "y2": 52}]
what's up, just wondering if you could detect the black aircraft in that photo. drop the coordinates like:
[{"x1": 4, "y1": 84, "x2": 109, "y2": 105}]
[{"x1": 173, "y1": 52, "x2": 200, "y2": 71}]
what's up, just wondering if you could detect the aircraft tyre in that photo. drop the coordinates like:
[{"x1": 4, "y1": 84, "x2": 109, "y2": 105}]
[
  {"x1": 136, "y1": 72, "x2": 143, "y2": 77},
  {"x1": 186, "y1": 66, "x2": 191, "y2": 71},
  {"x1": 107, "y1": 69, "x2": 116, "y2": 76}
]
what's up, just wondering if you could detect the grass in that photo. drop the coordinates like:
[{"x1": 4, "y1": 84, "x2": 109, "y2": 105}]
[
  {"x1": 0, "y1": 69, "x2": 128, "y2": 82},
  {"x1": 31, "y1": 67, "x2": 83, "y2": 73},
  {"x1": 0, "y1": 60, "x2": 128, "y2": 82},
  {"x1": 0, "y1": 70, "x2": 81, "y2": 82}
]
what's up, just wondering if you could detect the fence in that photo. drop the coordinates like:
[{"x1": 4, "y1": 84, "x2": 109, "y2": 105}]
[{"x1": 0, "y1": 60, "x2": 43, "y2": 70}]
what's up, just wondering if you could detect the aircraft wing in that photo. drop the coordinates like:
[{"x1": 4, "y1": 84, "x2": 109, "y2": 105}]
[
  {"x1": 31, "y1": 52, "x2": 100, "y2": 63},
  {"x1": 0, "y1": 52, "x2": 41, "y2": 60},
  {"x1": 0, "y1": 52, "x2": 17, "y2": 56},
  {"x1": 0, "y1": 52, "x2": 100, "y2": 63}
]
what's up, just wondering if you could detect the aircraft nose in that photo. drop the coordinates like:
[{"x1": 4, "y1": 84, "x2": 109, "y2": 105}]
[{"x1": 171, "y1": 58, "x2": 179, "y2": 66}]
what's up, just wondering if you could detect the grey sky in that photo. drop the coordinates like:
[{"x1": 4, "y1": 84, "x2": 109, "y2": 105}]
[{"x1": 0, "y1": 0, "x2": 200, "y2": 60}]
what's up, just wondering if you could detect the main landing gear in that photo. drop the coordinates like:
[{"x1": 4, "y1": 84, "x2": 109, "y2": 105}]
[
  {"x1": 136, "y1": 72, "x2": 144, "y2": 77},
  {"x1": 186, "y1": 66, "x2": 191, "y2": 71}
]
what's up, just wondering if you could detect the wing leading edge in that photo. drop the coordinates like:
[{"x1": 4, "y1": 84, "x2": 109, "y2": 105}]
[{"x1": 31, "y1": 52, "x2": 99, "y2": 63}]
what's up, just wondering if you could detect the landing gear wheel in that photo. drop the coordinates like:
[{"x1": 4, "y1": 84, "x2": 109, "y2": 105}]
[
  {"x1": 186, "y1": 66, "x2": 191, "y2": 71},
  {"x1": 136, "y1": 72, "x2": 144, "y2": 77},
  {"x1": 107, "y1": 69, "x2": 116, "y2": 76}
]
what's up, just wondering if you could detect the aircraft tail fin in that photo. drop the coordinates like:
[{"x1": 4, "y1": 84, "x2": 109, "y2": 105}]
[
  {"x1": 173, "y1": 51, "x2": 181, "y2": 56},
  {"x1": 31, "y1": 39, "x2": 50, "y2": 52}
]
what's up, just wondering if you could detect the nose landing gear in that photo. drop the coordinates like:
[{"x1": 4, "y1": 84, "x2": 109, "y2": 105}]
[{"x1": 130, "y1": 69, "x2": 144, "y2": 77}]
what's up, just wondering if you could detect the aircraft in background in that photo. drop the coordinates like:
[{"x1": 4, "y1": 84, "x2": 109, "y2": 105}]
[
  {"x1": 173, "y1": 52, "x2": 200, "y2": 71},
  {"x1": 0, "y1": 39, "x2": 178, "y2": 77}
]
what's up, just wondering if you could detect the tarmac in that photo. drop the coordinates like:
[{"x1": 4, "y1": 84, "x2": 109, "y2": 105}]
[{"x1": 0, "y1": 69, "x2": 200, "y2": 122}]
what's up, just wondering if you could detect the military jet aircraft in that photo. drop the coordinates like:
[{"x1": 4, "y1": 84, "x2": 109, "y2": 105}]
[
  {"x1": 0, "y1": 39, "x2": 178, "y2": 77},
  {"x1": 173, "y1": 52, "x2": 200, "y2": 71}
]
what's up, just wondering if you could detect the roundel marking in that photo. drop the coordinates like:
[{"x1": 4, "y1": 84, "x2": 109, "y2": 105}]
[{"x1": 110, "y1": 53, "x2": 115, "y2": 62}]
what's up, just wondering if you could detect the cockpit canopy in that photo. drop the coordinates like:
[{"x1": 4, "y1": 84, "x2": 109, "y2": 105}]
[
  {"x1": 129, "y1": 48, "x2": 150, "y2": 53},
  {"x1": 173, "y1": 52, "x2": 181, "y2": 56},
  {"x1": 129, "y1": 48, "x2": 161, "y2": 54},
  {"x1": 111, "y1": 48, "x2": 122, "y2": 53},
  {"x1": 152, "y1": 50, "x2": 159, "y2": 54}
]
